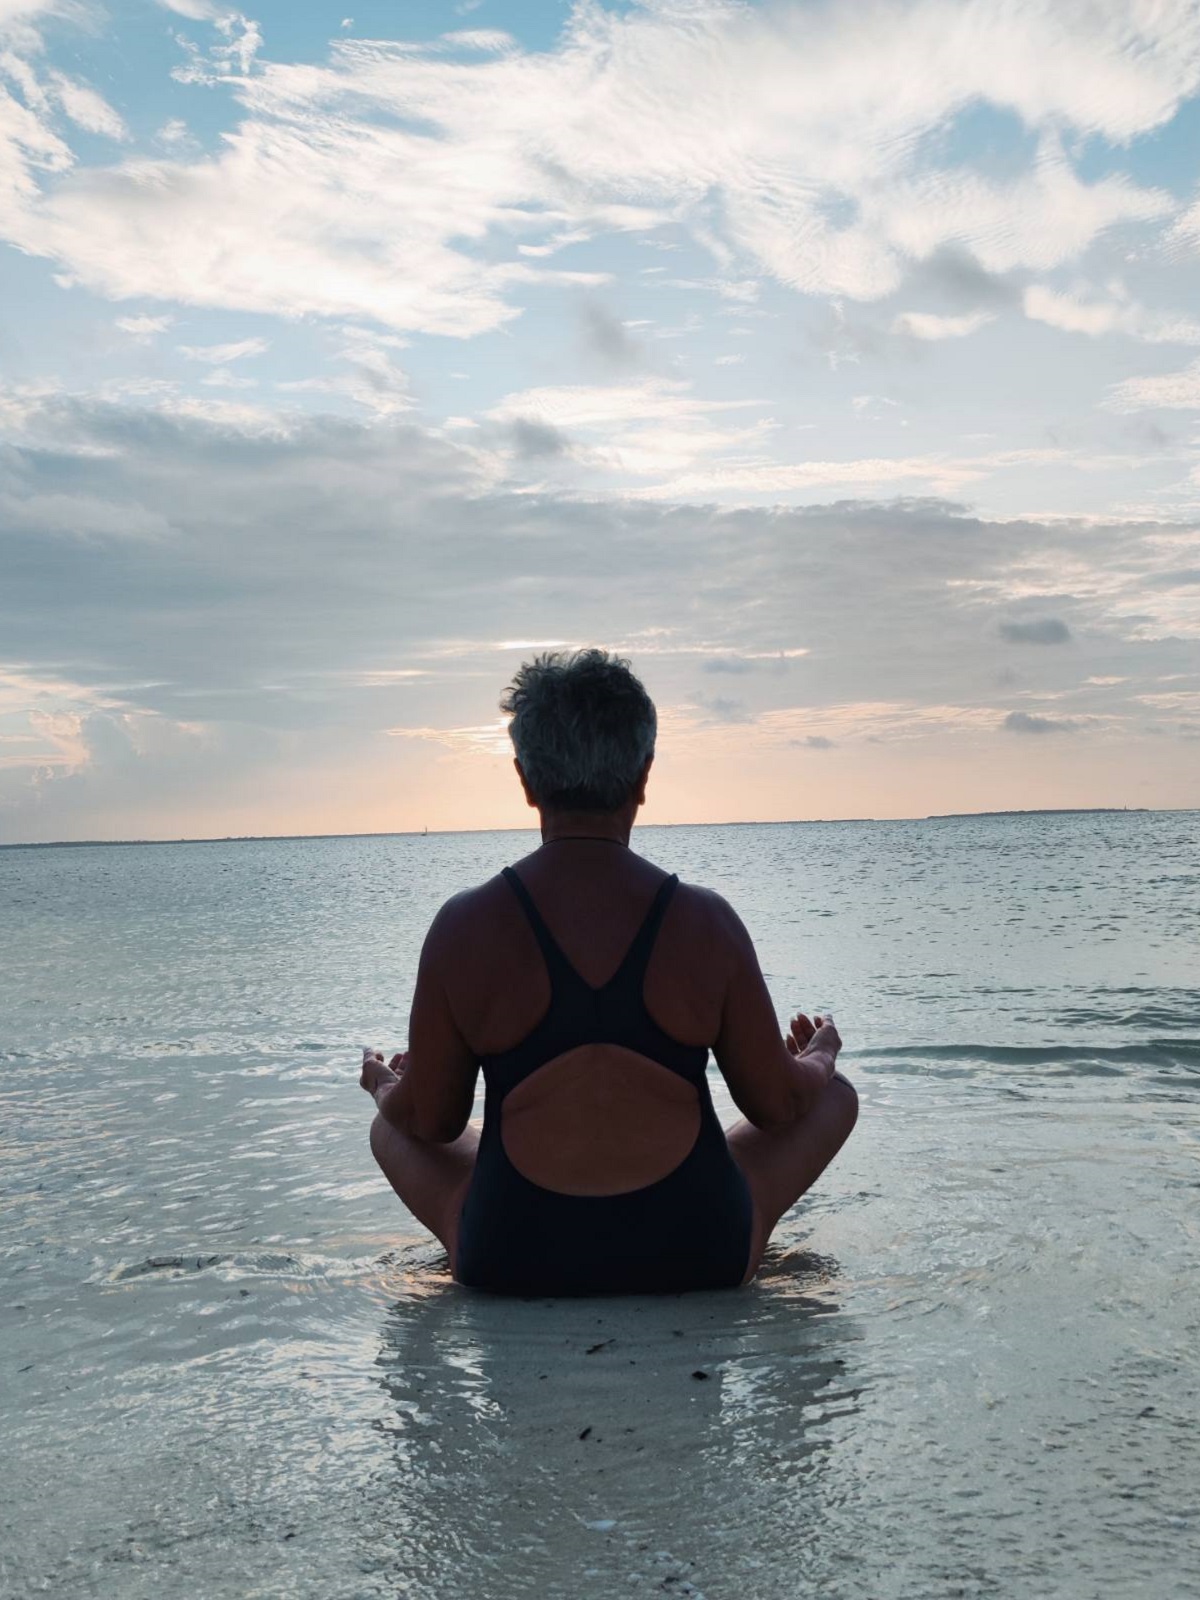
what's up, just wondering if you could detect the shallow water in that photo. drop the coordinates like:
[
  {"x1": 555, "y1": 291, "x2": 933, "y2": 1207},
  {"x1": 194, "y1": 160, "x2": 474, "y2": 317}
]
[{"x1": 2, "y1": 815, "x2": 1199, "y2": 1598}]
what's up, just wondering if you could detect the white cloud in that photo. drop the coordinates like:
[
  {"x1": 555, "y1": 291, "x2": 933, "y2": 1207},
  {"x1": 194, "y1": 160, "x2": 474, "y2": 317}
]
[
  {"x1": 212, "y1": 13, "x2": 261, "y2": 77},
  {"x1": 0, "y1": 55, "x2": 74, "y2": 219},
  {"x1": 199, "y1": 366, "x2": 256, "y2": 388},
  {"x1": 47, "y1": 71, "x2": 127, "y2": 139},
  {"x1": 487, "y1": 377, "x2": 779, "y2": 482},
  {"x1": 1024, "y1": 284, "x2": 1200, "y2": 343},
  {"x1": 636, "y1": 454, "x2": 986, "y2": 500},
  {"x1": 0, "y1": 0, "x2": 69, "y2": 28},
  {"x1": 177, "y1": 336, "x2": 269, "y2": 363},
  {"x1": 627, "y1": 444, "x2": 1145, "y2": 502},
  {"x1": 154, "y1": 0, "x2": 219, "y2": 17},
  {"x1": 484, "y1": 378, "x2": 1136, "y2": 501},
  {"x1": 867, "y1": 136, "x2": 1170, "y2": 286},
  {"x1": 488, "y1": 378, "x2": 759, "y2": 431},
  {"x1": 891, "y1": 310, "x2": 996, "y2": 340},
  {"x1": 385, "y1": 718, "x2": 511, "y2": 755},
  {"x1": 1105, "y1": 358, "x2": 1200, "y2": 412},
  {"x1": 115, "y1": 313, "x2": 173, "y2": 339},
  {"x1": 1170, "y1": 195, "x2": 1200, "y2": 251},
  {"x1": 172, "y1": 13, "x2": 262, "y2": 84},
  {"x1": 273, "y1": 326, "x2": 413, "y2": 415},
  {"x1": 1, "y1": 1, "x2": 1196, "y2": 336},
  {"x1": 438, "y1": 29, "x2": 516, "y2": 55},
  {"x1": 716, "y1": 281, "x2": 760, "y2": 304}
]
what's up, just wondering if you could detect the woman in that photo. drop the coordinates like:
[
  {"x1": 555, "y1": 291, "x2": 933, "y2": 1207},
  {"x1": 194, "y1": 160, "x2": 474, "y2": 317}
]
[{"x1": 361, "y1": 649, "x2": 858, "y2": 1294}]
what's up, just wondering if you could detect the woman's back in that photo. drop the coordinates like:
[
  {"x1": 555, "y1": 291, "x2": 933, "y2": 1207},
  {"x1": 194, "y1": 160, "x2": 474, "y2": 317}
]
[{"x1": 450, "y1": 843, "x2": 755, "y2": 1293}]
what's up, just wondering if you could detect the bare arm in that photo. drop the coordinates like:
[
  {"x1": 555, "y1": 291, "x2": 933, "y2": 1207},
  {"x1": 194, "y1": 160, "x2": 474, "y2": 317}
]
[
  {"x1": 711, "y1": 897, "x2": 841, "y2": 1130},
  {"x1": 375, "y1": 899, "x2": 479, "y2": 1143}
]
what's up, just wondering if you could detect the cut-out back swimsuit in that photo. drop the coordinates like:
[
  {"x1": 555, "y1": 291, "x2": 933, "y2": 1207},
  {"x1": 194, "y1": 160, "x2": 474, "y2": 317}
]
[{"x1": 455, "y1": 867, "x2": 754, "y2": 1295}]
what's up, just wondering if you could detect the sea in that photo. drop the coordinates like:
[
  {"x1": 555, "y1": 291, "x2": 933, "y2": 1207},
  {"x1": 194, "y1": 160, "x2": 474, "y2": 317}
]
[{"x1": 1, "y1": 812, "x2": 1198, "y2": 1599}]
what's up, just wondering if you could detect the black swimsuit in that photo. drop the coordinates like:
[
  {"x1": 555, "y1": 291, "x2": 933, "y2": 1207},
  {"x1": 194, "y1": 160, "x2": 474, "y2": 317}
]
[{"x1": 455, "y1": 866, "x2": 754, "y2": 1295}]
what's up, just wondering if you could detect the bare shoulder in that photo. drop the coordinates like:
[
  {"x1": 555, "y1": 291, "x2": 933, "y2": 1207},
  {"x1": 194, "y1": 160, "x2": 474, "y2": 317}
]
[
  {"x1": 670, "y1": 879, "x2": 753, "y2": 974},
  {"x1": 674, "y1": 879, "x2": 751, "y2": 943},
  {"x1": 419, "y1": 876, "x2": 510, "y2": 962}
]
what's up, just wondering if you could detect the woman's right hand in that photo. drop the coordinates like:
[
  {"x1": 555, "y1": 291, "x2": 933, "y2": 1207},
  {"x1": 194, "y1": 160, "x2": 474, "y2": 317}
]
[{"x1": 786, "y1": 1012, "x2": 841, "y2": 1082}]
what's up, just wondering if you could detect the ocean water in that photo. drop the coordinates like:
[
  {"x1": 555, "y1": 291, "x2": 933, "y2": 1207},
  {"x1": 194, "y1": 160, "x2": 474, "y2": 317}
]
[{"x1": 1, "y1": 813, "x2": 1198, "y2": 1600}]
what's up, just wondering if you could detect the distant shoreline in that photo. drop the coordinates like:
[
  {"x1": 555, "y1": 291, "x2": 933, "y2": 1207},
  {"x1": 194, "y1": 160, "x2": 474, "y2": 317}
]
[
  {"x1": 926, "y1": 807, "x2": 1152, "y2": 820},
  {"x1": 0, "y1": 806, "x2": 1180, "y2": 851}
]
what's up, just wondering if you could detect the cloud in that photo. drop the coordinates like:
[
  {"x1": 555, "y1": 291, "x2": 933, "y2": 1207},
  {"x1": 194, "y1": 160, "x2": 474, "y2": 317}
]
[
  {"x1": 902, "y1": 247, "x2": 1023, "y2": 310},
  {"x1": 154, "y1": 0, "x2": 219, "y2": 17},
  {"x1": 178, "y1": 336, "x2": 269, "y2": 364},
  {"x1": 156, "y1": 118, "x2": 192, "y2": 146},
  {"x1": 276, "y1": 330, "x2": 413, "y2": 415},
  {"x1": 384, "y1": 718, "x2": 510, "y2": 755},
  {"x1": 487, "y1": 379, "x2": 755, "y2": 432},
  {"x1": 891, "y1": 310, "x2": 996, "y2": 340},
  {"x1": 700, "y1": 651, "x2": 807, "y2": 676},
  {"x1": 796, "y1": 734, "x2": 836, "y2": 749},
  {"x1": 1, "y1": 1, "x2": 1195, "y2": 336},
  {"x1": 115, "y1": 313, "x2": 173, "y2": 339},
  {"x1": 438, "y1": 29, "x2": 516, "y2": 56},
  {"x1": 687, "y1": 692, "x2": 755, "y2": 726},
  {"x1": 0, "y1": 0, "x2": 74, "y2": 30},
  {"x1": 1145, "y1": 568, "x2": 1200, "y2": 588},
  {"x1": 172, "y1": 13, "x2": 263, "y2": 81},
  {"x1": 1171, "y1": 193, "x2": 1200, "y2": 251},
  {"x1": 1024, "y1": 284, "x2": 1200, "y2": 343},
  {"x1": 1105, "y1": 357, "x2": 1200, "y2": 412},
  {"x1": 1, "y1": 388, "x2": 1196, "y2": 837},
  {"x1": 47, "y1": 71, "x2": 127, "y2": 140},
  {"x1": 580, "y1": 301, "x2": 645, "y2": 371},
  {"x1": 509, "y1": 417, "x2": 570, "y2": 459},
  {"x1": 1002, "y1": 710, "x2": 1080, "y2": 734},
  {"x1": 200, "y1": 366, "x2": 256, "y2": 389},
  {"x1": 625, "y1": 446, "x2": 1079, "y2": 502},
  {"x1": 485, "y1": 377, "x2": 779, "y2": 487},
  {"x1": 998, "y1": 617, "x2": 1072, "y2": 645},
  {"x1": 867, "y1": 136, "x2": 1170, "y2": 288}
]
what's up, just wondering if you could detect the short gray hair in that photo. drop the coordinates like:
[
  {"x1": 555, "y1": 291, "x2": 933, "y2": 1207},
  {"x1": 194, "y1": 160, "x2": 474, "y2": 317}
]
[{"x1": 500, "y1": 649, "x2": 657, "y2": 813}]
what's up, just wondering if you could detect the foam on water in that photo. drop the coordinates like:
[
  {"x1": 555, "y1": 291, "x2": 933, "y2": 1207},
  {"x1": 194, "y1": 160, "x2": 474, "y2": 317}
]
[{"x1": 2, "y1": 814, "x2": 1199, "y2": 1598}]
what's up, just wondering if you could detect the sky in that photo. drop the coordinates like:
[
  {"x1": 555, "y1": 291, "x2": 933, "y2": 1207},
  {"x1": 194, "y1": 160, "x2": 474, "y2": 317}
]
[{"x1": 1, "y1": 0, "x2": 1199, "y2": 842}]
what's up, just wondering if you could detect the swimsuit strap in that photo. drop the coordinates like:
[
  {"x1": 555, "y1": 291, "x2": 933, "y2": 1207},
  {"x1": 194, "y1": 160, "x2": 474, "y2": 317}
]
[
  {"x1": 501, "y1": 867, "x2": 680, "y2": 996},
  {"x1": 500, "y1": 866, "x2": 577, "y2": 987},
  {"x1": 604, "y1": 873, "x2": 679, "y2": 995}
]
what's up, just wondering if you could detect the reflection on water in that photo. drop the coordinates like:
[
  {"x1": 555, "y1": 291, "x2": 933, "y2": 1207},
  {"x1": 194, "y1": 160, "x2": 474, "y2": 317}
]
[{"x1": 364, "y1": 1252, "x2": 858, "y2": 1596}]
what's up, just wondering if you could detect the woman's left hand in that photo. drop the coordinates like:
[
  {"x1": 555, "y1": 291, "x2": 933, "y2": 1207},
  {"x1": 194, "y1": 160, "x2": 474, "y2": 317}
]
[{"x1": 360, "y1": 1046, "x2": 408, "y2": 1095}]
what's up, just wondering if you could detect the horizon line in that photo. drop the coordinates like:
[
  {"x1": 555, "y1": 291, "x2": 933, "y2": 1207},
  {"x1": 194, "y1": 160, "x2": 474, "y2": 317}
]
[{"x1": 0, "y1": 805, "x2": 1182, "y2": 851}]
